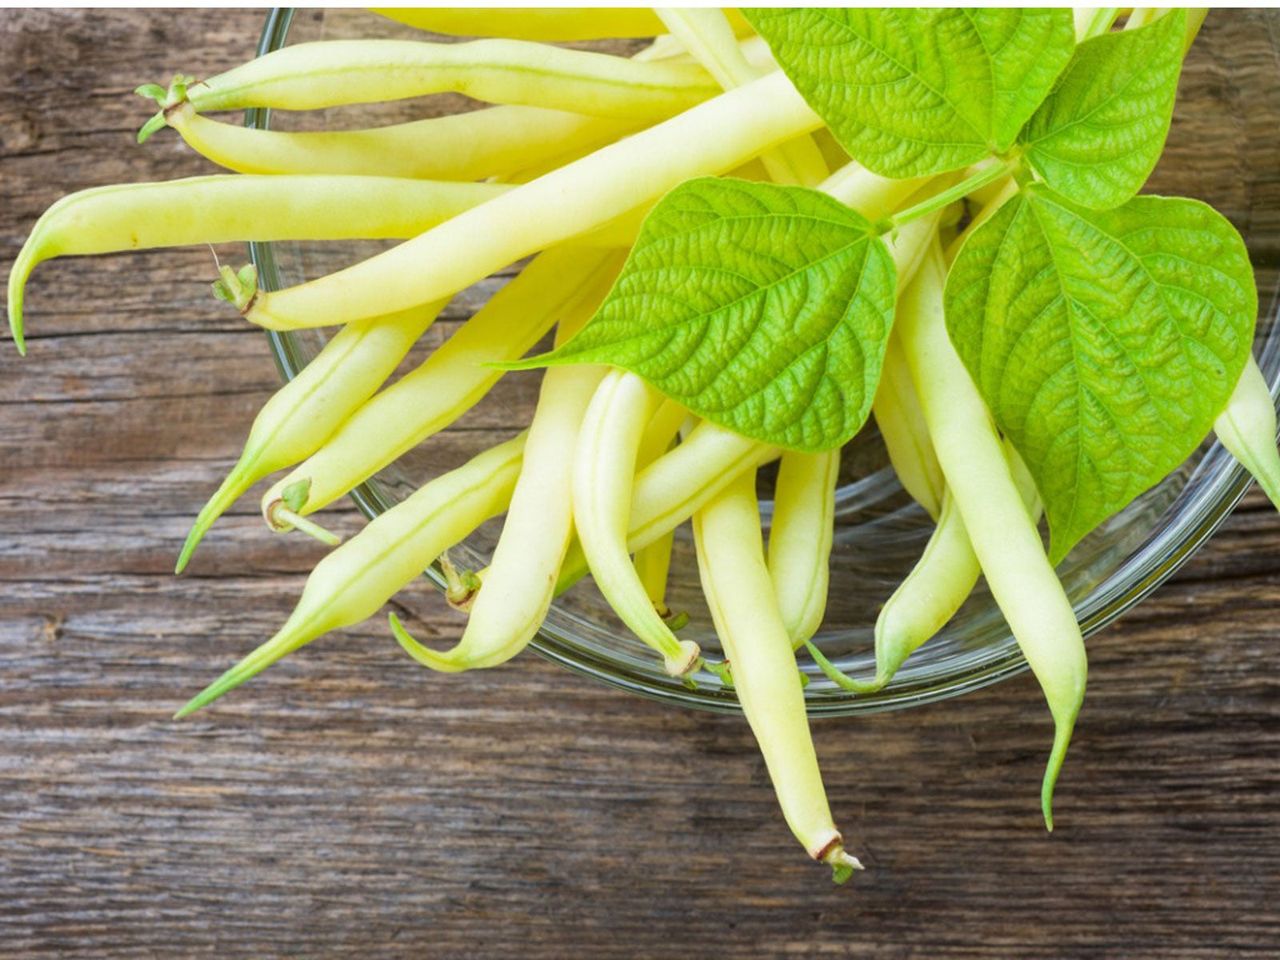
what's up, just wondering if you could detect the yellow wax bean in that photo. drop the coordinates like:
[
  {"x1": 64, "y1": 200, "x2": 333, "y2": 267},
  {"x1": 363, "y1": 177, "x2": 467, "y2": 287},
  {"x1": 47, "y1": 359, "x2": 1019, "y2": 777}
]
[
  {"x1": 873, "y1": 331, "x2": 945, "y2": 520},
  {"x1": 819, "y1": 162, "x2": 932, "y2": 222},
  {"x1": 180, "y1": 39, "x2": 718, "y2": 119},
  {"x1": 463, "y1": 397, "x2": 690, "y2": 604},
  {"x1": 634, "y1": 524, "x2": 678, "y2": 616},
  {"x1": 656, "y1": 7, "x2": 828, "y2": 187},
  {"x1": 767, "y1": 450, "x2": 840, "y2": 647},
  {"x1": 262, "y1": 246, "x2": 620, "y2": 526},
  {"x1": 572, "y1": 370, "x2": 699, "y2": 676},
  {"x1": 865, "y1": 206, "x2": 951, "y2": 516},
  {"x1": 177, "y1": 299, "x2": 448, "y2": 574},
  {"x1": 386, "y1": 253, "x2": 625, "y2": 672},
  {"x1": 371, "y1": 8, "x2": 753, "y2": 42},
  {"x1": 7, "y1": 175, "x2": 505, "y2": 352},
  {"x1": 175, "y1": 434, "x2": 526, "y2": 717},
  {"x1": 693, "y1": 470, "x2": 862, "y2": 882},
  {"x1": 556, "y1": 421, "x2": 778, "y2": 594},
  {"x1": 760, "y1": 175, "x2": 943, "y2": 649},
  {"x1": 897, "y1": 240, "x2": 1086, "y2": 830},
  {"x1": 866, "y1": 441, "x2": 1043, "y2": 691},
  {"x1": 162, "y1": 102, "x2": 639, "y2": 181},
  {"x1": 1075, "y1": 8, "x2": 1122, "y2": 40},
  {"x1": 631, "y1": 400, "x2": 688, "y2": 615},
  {"x1": 1214, "y1": 356, "x2": 1280, "y2": 512},
  {"x1": 239, "y1": 72, "x2": 822, "y2": 332}
]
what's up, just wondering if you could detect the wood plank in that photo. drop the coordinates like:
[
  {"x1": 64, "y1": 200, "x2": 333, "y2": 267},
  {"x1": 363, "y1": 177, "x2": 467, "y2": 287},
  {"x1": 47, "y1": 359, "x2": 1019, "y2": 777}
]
[{"x1": 1, "y1": 9, "x2": 1277, "y2": 958}]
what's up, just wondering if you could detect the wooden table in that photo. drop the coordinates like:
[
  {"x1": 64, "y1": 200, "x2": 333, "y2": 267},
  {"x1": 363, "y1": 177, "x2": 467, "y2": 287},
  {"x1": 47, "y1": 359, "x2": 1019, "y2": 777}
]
[{"x1": 2, "y1": 9, "x2": 1277, "y2": 958}]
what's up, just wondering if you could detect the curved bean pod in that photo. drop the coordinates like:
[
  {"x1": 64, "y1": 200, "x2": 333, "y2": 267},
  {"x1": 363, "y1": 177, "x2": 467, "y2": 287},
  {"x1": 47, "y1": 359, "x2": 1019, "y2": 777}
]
[
  {"x1": 867, "y1": 442, "x2": 1042, "y2": 690},
  {"x1": 237, "y1": 72, "x2": 821, "y2": 331},
  {"x1": 171, "y1": 40, "x2": 718, "y2": 118},
  {"x1": 176, "y1": 299, "x2": 447, "y2": 573},
  {"x1": 556, "y1": 421, "x2": 779, "y2": 594},
  {"x1": 863, "y1": 207, "x2": 952, "y2": 516},
  {"x1": 261, "y1": 246, "x2": 620, "y2": 527},
  {"x1": 7, "y1": 175, "x2": 506, "y2": 352},
  {"x1": 631, "y1": 399, "x2": 690, "y2": 616},
  {"x1": 571, "y1": 370, "x2": 699, "y2": 676},
  {"x1": 897, "y1": 240, "x2": 1086, "y2": 830},
  {"x1": 1215, "y1": 356, "x2": 1280, "y2": 512},
  {"x1": 634, "y1": 524, "x2": 678, "y2": 618},
  {"x1": 873, "y1": 331, "x2": 944, "y2": 519},
  {"x1": 174, "y1": 433, "x2": 526, "y2": 717},
  {"x1": 693, "y1": 470, "x2": 862, "y2": 882},
  {"x1": 381, "y1": 255, "x2": 625, "y2": 673},
  {"x1": 463, "y1": 398, "x2": 693, "y2": 603},
  {"x1": 767, "y1": 450, "x2": 839, "y2": 648},
  {"x1": 160, "y1": 101, "x2": 639, "y2": 180}
]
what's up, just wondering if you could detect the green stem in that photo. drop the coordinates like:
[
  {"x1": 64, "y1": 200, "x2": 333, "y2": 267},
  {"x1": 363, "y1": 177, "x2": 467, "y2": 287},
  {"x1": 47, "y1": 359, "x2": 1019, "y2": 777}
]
[
  {"x1": 439, "y1": 551, "x2": 482, "y2": 610},
  {"x1": 803, "y1": 640, "x2": 882, "y2": 695},
  {"x1": 270, "y1": 506, "x2": 341, "y2": 547},
  {"x1": 878, "y1": 159, "x2": 1017, "y2": 235},
  {"x1": 1077, "y1": 8, "x2": 1121, "y2": 41}
]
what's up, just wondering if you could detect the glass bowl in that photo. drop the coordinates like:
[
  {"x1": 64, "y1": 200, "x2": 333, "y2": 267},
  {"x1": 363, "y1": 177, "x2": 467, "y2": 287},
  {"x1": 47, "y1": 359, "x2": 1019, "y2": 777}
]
[{"x1": 248, "y1": 8, "x2": 1280, "y2": 716}]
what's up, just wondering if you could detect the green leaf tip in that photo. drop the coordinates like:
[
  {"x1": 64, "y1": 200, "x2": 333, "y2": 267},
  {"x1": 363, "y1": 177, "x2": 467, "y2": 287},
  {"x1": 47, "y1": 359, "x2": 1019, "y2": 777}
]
[
  {"x1": 281, "y1": 477, "x2": 311, "y2": 513},
  {"x1": 822, "y1": 844, "x2": 864, "y2": 884},
  {"x1": 136, "y1": 112, "x2": 167, "y2": 144},
  {"x1": 211, "y1": 263, "x2": 258, "y2": 313},
  {"x1": 703, "y1": 658, "x2": 733, "y2": 688},
  {"x1": 133, "y1": 83, "x2": 168, "y2": 101},
  {"x1": 831, "y1": 863, "x2": 856, "y2": 885},
  {"x1": 663, "y1": 609, "x2": 690, "y2": 632},
  {"x1": 135, "y1": 74, "x2": 198, "y2": 144}
]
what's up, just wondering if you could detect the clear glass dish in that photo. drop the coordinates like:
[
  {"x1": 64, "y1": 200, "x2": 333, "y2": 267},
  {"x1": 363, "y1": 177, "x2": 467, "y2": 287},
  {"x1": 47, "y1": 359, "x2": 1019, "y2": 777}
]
[{"x1": 249, "y1": 8, "x2": 1280, "y2": 716}]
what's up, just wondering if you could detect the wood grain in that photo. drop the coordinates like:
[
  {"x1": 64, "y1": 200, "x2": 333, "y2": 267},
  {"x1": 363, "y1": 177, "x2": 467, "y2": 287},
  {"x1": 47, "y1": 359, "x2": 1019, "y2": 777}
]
[{"x1": 1, "y1": 9, "x2": 1278, "y2": 958}]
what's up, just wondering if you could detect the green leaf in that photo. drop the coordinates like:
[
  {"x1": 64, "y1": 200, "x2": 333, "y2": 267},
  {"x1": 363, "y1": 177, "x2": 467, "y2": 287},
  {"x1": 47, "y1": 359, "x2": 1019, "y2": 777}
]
[
  {"x1": 945, "y1": 185, "x2": 1256, "y2": 562},
  {"x1": 511, "y1": 177, "x2": 897, "y2": 453},
  {"x1": 744, "y1": 8, "x2": 1075, "y2": 178},
  {"x1": 1021, "y1": 10, "x2": 1186, "y2": 209},
  {"x1": 133, "y1": 83, "x2": 168, "y2": 102}
]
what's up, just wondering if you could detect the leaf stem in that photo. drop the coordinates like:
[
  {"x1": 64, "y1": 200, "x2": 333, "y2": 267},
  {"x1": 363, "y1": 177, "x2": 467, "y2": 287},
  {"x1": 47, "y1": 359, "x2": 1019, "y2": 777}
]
[
  {"x1": 269, "y1": 505, "x2": 342, "y2": 547},
  {"x1": 878, "y1": 159, "x2": 1017, "y2": 235},
  {"x1": 1075, "y1": 8, "x2": 1121, "y2": 41}
]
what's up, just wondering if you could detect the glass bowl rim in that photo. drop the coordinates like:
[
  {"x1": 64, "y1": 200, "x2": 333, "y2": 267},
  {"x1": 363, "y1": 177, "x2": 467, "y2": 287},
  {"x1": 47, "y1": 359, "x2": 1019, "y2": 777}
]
[{"x1": 249, "y1": 6, "x2": 1273, "y2": 717}]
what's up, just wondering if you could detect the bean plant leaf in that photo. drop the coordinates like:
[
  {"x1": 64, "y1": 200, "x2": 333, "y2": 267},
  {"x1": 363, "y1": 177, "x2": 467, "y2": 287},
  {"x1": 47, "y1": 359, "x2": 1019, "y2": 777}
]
[
  {"x1": 945, "y1": 185, "x2": 1256, "y2": 563},
  {"x1": 1021, "y1": 10, "x2": 1187, "y2": 210},
  {"x1": 510, "y1": 177, "x2": 897, "y2": 453},
  {"x1": 744, "y1": 8, "x2": 1075, "y2": 179}
]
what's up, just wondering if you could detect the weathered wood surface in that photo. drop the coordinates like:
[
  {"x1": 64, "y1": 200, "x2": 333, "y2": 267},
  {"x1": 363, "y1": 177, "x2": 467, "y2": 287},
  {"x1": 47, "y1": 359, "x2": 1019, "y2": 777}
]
[{"x1": 1, "y1": 9, "x2": 1278, "y2": 958}]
